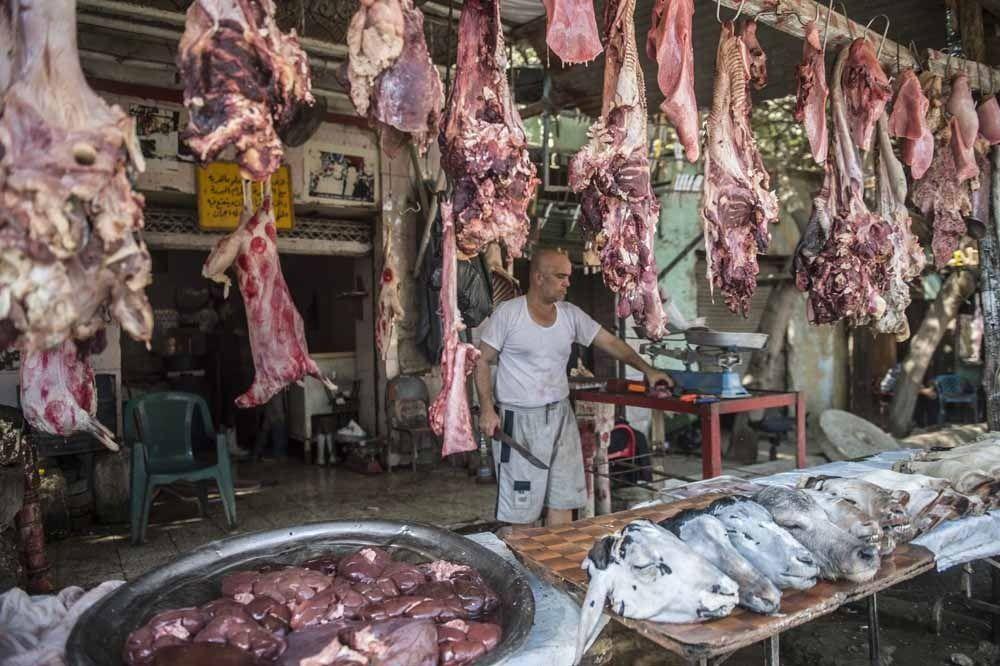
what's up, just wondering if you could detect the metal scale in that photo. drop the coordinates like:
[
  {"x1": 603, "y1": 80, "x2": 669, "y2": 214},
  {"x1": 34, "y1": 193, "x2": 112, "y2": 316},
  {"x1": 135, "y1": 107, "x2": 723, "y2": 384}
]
[{"x1": 640, "y1": 329, "x2": 769, "y2": 399}]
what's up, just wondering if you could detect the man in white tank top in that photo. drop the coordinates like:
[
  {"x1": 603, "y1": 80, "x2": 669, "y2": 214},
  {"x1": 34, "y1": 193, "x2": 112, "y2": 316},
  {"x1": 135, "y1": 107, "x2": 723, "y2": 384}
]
[{"x1": 475, "y1": 249, "x2": 672, "y2": 526}]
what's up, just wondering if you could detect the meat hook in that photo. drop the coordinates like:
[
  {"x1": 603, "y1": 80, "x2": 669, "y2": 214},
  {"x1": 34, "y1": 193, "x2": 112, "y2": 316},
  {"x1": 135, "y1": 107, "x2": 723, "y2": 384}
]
[
  {"x1": 863, "y1": 14, "x2": 890, "y2": 59},
  {"x1": 820, "y1": 0, "x2": 835, "y2": 51},
  {"x1": 716, "y1": 0, "x2": 748, "y2": 24},
  {"x1": 908, "y1": 41, "x2": 925, "y2": 73},
  {"x1": 755, "y1": 6, "x2": 810, "y2": 28}
]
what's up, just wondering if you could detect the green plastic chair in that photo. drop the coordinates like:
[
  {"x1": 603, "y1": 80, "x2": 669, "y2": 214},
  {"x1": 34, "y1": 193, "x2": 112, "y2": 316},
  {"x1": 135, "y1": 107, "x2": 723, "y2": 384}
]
[{"x1": 125, "y1": 392, "x2": 236, "y2": 544}]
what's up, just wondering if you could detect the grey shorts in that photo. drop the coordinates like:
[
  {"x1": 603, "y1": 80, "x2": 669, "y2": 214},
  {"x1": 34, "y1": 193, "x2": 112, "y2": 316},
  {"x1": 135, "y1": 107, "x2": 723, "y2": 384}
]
[{"x1": 492, "y1": 399, "x2": 587, "y2": 524}]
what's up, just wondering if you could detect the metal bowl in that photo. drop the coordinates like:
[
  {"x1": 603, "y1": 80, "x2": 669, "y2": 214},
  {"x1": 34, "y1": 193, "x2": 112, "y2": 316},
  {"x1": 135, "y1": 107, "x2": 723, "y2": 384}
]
[{"x1": 66, "y1": 520, "x2": 535, "y2": 665}]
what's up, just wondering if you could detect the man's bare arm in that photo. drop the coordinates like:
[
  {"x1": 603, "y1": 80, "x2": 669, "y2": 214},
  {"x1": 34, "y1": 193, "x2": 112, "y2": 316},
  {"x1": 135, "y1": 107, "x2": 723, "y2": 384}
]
[
  {"x1": 474, "y1": 342, "x2": 501, "y2": 436},
  {"x1": 591, "y1": 329, "x2": 673, "y2": 387}
]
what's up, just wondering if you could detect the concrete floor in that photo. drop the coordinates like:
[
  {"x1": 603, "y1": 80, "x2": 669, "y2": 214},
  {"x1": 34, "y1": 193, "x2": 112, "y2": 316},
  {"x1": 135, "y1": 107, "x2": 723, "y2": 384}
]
[{"x1": 46, "y1": 449, "x2": 817, "y2": 590}]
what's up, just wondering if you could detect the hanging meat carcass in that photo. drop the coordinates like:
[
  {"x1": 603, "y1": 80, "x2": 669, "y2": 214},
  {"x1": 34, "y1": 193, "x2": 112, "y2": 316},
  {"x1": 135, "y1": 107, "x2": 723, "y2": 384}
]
[
  {"x1": 873, "y1": 114, "x2": 925, "y2": 340},
  {"x1": 569, "y1": 0, "x2": 669, "y2": 338},
  {"x1": 945, "y1": 73, "x2": 980, "y2": 182},
  {"x1": 375, "y1": 213, "x2": 404, "y2": 362},
  {"x1": 20, "y1": 339, "x2": 117, "y2": 451},
  {"x1": 979, "y1": 96, "x2": 1000, "y2": 145},
  {"x1": 178, "y1": 0, "x2": 314, "y2": 182},
  {"x1": 439, "y1": 0, "x2": 539, "y2": 260},
  {"x1": 794, "y1": 21, "x2": 828, "y2": 165},
  {"x1": 0, "y1": 0, "x2": 152, "y2": 354},
  {"x1": 428, "y1": 203, "x2": 480, "y2": 457},
  {"x1": 646, "y1": 0, "x2": 699, "y2": 162},
  {"x1": 888, "y1": 69, "x2": 933, "y2": 179},
  {"x1": 203, "y1": 195, "x2": 336, "y2": 408},
  {"x1": 700, "y1": 20, "x2": 779, "y2": 316},
  {"x1": 793, "y1": 42, "x2": 895, "y2": 326},
  {"x1": 911, "y1": 75, "x2": 981, "y2": 268},
  {"x1": 345, "y1": 0, "x2": 444, "y2": 156},
  {"x1": 542, "y1": 0, "x2": 603, "y2": 65},
  {"x1": 841, "y1": 37, "x2": 891, "y2": 151}
]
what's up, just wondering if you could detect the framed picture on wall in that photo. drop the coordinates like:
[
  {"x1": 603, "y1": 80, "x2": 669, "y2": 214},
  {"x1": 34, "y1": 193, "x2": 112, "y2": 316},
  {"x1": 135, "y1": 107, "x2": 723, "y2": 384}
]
[{"x1": 305, "y1": 144, "x2": 378, "y2": 205}]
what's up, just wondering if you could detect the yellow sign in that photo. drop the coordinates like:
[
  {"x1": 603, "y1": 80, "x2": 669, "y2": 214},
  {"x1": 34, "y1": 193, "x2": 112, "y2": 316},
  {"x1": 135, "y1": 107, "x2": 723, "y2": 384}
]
[{"x1": 196, "y1": 162, "x2": 295, "y2": 231}]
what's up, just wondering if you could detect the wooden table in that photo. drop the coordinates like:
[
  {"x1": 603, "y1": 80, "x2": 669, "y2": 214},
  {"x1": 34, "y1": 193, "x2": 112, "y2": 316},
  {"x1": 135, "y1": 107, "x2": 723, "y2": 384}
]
[
  {"x1": 572, "y1": 389, "x2": 807, "y2": 479},
  {"x1": 502, "y1": 496, "x2": 935, "y2": 665}
]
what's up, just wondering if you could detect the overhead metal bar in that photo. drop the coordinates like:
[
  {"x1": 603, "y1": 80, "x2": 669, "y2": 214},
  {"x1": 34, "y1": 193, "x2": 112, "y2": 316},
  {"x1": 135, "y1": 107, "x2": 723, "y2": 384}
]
[{"x1": 716, "y1": 0, "x2": 1000, "y2": 93}]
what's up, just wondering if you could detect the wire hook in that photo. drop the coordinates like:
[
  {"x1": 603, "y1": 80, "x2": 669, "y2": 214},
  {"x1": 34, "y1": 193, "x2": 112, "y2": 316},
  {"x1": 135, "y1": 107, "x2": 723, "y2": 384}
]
[
  {"x1": 838, "y1": 3, "x2": 854, "y2": 40},
  {"x1": 908, "y1": 40, "x2": 923, "y2": 73},
  {"x1": 717, "y1": 0, "x2": 748, "y2": 24},
  {"x1": 864, "y1": 14, "x2": 890, "y2": 59},
  {"x1": 821, "y1": 0, "x2": 835, "y2": 51}
]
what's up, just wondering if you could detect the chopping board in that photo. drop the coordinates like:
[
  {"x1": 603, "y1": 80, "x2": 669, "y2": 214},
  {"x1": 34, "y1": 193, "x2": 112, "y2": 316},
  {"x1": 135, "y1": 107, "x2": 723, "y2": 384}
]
[{"x1": 502, "y1": 496, "x2": 935, "y2": 660}]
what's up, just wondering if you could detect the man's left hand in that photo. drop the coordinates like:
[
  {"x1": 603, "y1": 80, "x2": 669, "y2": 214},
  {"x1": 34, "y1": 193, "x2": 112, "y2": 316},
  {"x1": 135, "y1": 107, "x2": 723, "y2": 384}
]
[{"x1": 645, "y1": 369, "x2": 674, "y2": 389}]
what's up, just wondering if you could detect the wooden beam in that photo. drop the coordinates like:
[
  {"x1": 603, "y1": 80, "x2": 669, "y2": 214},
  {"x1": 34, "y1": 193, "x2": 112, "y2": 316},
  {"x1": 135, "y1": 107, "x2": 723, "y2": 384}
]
[
  {"x1": 717, "y1": 0, "x2": 1000, "y2": 93},
  {"x1": 958, "y1": 0, "x2": 986, "y2": 63}
]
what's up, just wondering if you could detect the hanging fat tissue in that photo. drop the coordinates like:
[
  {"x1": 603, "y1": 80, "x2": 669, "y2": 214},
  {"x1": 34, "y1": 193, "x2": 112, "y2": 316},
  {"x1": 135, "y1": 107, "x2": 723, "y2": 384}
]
[
  {"x1": 0, "y1": 0, "x2": 153, "y2": 354},
  {"x1": 203, "y1": 192, "x2": 336, "y2": 408},
  {"x1": 344, "y1": 0, "x2": 444, "y2": 155},
  {"x1": 178, "y1": 0, "x2": 314, "y2": 181},
  {"x1": 542, "y1": 0, "x2": 603, "y2": 65},
  {"x1": 569, "y1": 0, "x2": 674, "y2": 339},
  {"x1": 700, "y1": 20, "x2": 779, "y2": 316},
  {"x1": 646, "y1": 0, "x2": 700, "y2": 162}
]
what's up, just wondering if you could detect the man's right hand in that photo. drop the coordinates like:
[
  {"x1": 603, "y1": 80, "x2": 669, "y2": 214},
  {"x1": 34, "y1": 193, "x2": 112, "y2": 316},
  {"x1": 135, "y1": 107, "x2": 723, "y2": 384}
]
[{"x1": 478, "y1": 408, "x2": 500, "y2": 441}]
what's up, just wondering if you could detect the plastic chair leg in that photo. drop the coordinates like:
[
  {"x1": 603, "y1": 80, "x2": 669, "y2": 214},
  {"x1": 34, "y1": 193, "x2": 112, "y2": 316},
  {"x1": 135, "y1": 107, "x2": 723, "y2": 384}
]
[
  {"x1": 138, "y1": 483, "x2": 156, "y2": 544},
  {"x1": 196, "y1": 482, "x2": 209, "y2": 517},
  {"x1": 216, "y1": 470, "x2": 237, "y2": 530},
  {"x1": 130, "y1": 482, "x2": 146, "y2": 545}
]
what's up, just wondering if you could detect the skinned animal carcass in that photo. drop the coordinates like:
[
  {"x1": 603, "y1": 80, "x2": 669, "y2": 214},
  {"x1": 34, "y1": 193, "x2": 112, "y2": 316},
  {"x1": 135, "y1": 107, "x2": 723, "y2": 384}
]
[
  {"x1": 841, "y1": 37, "x2": 892, "y2": 151},
  {"x1": 0, "y1": 0, "x2": 152, "y2": 354},
  {"x1": 541, "y1": 0, "x2": 602, "y2": 65},
  {"x1": 705, "y1": 496, "x2": 819, "y2": 590},
  {"x1": 345, "y1": 0, "x2": 444, "y2": 156},
  {"x1": 202, "y1": 197, "x2": 336, "y2": 407},
  {"x1": 753, "y1": 486, "x2": 880, "y2": 582},
  {"x1": 889, "y1": 68, "x2": 933, "y2": 178},
  {"x1": 177, "y1": 0, "x2": 314, "y2": 181},
  {"x1": 660, "y1": 510, "x2": 781, "y2": 614},
  {"x1": 439, "y1": 0, "x2": 538, "y2": 261},
  {"x1": 576, "y1": 520, "x2": 738, "y2": 663},
  {"x1": 428, "y1": 202, "x2": 481, "y2": 457},
  {"x1": 19, "y1": 338, "x2": 117, "y2": 451},
  {"x1": 700, "y1": 20, "x2": 779, "y2": 315},
  {"x1": 646, "y1": 0, "x2": 699, "y2": 162},
  {"x1": 794, "y1": 21, "x2": 829, "y2": 164},
  {"x1": 569, "y1": 0, "x2": 671, "y2": 339}
]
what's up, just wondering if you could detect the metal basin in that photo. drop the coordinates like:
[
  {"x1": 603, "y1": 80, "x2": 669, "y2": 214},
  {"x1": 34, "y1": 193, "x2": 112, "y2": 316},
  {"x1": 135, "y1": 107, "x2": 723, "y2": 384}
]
[{"x1": 66, "y1": 520, "x2": 535, "y2": 665}]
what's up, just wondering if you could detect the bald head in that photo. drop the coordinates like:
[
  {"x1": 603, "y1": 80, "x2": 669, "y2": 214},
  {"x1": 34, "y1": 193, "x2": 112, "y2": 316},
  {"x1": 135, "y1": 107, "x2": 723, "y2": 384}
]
[{"x1": 528, "y1": 248, "x2": 572, "y2": 304}]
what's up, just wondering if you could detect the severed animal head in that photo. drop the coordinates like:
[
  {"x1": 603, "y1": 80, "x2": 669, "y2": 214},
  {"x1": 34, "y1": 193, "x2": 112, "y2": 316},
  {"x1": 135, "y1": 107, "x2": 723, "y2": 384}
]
[
  {"x1": 707, "y1": 496, "x2": 819, "y2": 590},
  {"x1": 803, "y1": 488, "x2": 893, "y2": 556},
  {"x1": 754, "y1": 486, "x2": 880, "y2": 583},
  {"x1": 575, "y1": 519, "x2": 738, "y2": 664},
  {"x1": 661, "y1": 510, "x2": 781, "y2": 615},
  {"x1": 800, "y1": 475, "x2": 915, "y2": 544}
]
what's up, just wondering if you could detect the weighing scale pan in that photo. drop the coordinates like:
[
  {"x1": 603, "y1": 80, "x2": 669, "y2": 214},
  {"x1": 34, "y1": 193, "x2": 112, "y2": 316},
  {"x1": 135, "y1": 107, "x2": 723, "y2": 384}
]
[{"x1": 684, "y1": 329, "x2": 768, "y2": 350}]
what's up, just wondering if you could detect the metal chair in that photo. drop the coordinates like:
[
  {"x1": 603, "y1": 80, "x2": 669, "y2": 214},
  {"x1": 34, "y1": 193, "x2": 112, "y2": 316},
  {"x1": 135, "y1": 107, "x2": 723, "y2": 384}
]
[
  {"x1": 385, "y1": 376, "x2": 437, "y2": 472},
  {"x1": 932, "y1": 374, "x2": 980, "y2": 424},
  {"x1": 125, "y1": 392, "x2": 236, "y2": 544}
]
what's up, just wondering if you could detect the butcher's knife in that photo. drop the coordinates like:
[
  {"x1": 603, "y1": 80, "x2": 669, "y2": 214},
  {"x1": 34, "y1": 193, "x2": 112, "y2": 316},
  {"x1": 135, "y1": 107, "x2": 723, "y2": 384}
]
[{"x1": 492, "y1": 429, "x2": 549, "y2": 470}]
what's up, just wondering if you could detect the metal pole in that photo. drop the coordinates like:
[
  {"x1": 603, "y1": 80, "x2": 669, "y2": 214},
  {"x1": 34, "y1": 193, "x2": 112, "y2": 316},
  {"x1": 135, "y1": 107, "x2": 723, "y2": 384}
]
[
  {"x1": 765, "y1": 634, "x2": 780, "y2": 666},
  {"x1": 867, "y1": 593, "x2": 881, "y2": 666}
]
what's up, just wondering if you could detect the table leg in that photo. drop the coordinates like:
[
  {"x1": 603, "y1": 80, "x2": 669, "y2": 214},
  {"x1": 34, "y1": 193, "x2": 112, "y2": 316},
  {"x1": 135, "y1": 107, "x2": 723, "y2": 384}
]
[
  {"x1": 795, "y1": 393, "x2": 806, "y2": 469},
  {"x1": 867, "y1": 592, "x2": 881, "y2": 666},
  {"x1": 700, "y1": 404, "x2": 722, "y2": 479},
  {"x1": 765, "y1": 634, "x2": 779, "y2": 666}
]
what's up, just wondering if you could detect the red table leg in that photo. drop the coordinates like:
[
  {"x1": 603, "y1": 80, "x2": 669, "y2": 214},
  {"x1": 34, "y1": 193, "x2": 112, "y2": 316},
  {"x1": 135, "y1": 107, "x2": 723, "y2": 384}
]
[
  {"x1": 795, "y1": 392, "x2": 807, "y2": 468},
  {"x1": 701, "y1": 403, "x2": 722, "y2": 479}
]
